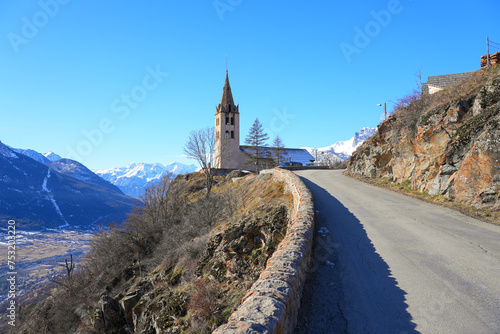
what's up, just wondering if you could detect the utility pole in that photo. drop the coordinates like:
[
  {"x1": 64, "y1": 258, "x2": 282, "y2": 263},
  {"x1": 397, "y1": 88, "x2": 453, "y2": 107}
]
[
  {"x1": 487, "y1": 35, "x2": 490, "y2": 67},
  {"x1": 377, "y1": 103, "x2": 387, "y2": 120}
]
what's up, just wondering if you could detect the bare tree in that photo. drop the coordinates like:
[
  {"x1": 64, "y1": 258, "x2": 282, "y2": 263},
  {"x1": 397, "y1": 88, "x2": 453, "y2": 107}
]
[
  {"x1": 64, "y1": 254, "x2": 75, "y2": 281},
  {"x1": 183, "y1": 127, "x2": 216, "y2": 195},
  {"x1": 322, "y1": 152, "x2": 341, "y2": 168},
  {"x1": 391, "y1": 68, "x2": 426, "y2": 111},
  {"x1": 140, "y1": 172, "x2": 173, "y2": 226},
  {"x1": 311, "y1": 148, "x2": 319, "y2": 164},
  {"x1": 389, "y1": 68, "x2": 430, "y2": 136},
  {"x1": 55, "y1": 254, "x2": 76, "y2": 288},
  {"x1": 271, "y1": 135, "x2": 288, "y2": 166},
  {"x1": 245, "y1": 118, "x2": 269, "y2": 173}
]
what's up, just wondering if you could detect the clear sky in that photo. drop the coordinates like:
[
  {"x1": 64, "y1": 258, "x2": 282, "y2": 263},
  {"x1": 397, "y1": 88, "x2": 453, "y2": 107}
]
[{"x1": 0, "y1": 0, "x2": 498, "y2": 170}]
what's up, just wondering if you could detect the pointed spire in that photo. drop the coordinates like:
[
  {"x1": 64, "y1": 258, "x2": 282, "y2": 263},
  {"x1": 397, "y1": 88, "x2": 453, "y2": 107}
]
[{"x1": 219, "y1": 70, "x2": 236, "y2": 110}]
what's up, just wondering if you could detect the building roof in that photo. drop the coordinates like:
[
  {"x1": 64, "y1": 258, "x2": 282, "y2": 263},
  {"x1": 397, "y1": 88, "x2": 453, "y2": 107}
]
[
  {"x1": 240, "y1": 146, "x2": 315, "y2": 165},
  {"x1": 426, "y1": 72, "x2": 473, "y2": 89},
  {"x1": 218, "y1": 70, "x2": 236, "y2": 112}
]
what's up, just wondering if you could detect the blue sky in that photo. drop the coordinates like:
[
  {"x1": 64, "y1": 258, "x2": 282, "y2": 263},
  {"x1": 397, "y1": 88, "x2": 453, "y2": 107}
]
[{"x1": 0, "y1": 0, "x2": 498, "y2": 170}]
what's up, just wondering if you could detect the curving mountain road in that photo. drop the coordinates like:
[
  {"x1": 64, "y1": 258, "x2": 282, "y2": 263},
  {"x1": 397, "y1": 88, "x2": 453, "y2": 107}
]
[{"x1": 294, "y1": 170, "x2": 500, "y2": 334}]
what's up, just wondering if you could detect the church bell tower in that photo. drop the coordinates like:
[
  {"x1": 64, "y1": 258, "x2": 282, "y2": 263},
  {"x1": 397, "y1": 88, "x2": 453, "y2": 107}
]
[{"x1": 214, "y1": 70, "x2": 240, "y2": 169}]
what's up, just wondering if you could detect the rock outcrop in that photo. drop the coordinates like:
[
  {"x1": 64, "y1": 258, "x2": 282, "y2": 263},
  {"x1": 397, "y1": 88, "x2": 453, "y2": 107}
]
[
  {"x1": 481, "y1": 52, "x2": 500, "y2": 68},
  {"x1": 347, "y1": 66, "x2": 500, "y2": 212}
]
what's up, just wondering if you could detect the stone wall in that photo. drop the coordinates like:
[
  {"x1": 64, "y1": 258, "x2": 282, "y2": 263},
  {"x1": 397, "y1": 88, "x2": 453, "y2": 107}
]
[
  {"x1": 422, "y1": 72, "x2": 474, "y2": 95},
  {"x1": 214, "y1": 168, "x2": 315, "y2": 334}
]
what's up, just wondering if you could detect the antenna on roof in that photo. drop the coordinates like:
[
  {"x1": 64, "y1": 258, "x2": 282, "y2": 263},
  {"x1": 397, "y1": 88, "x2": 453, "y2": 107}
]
[{"x1": 226, "y1": 54, "x2": 228, "y2": 72}]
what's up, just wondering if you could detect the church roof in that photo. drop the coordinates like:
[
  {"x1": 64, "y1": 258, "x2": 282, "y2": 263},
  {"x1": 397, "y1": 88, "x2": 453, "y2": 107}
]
[
  {"x1": 219, "y1": 70, "x2": 235, "y2": 108},
  {"x1": 240, "y1": 146, "x2": 315, "y2": 165}
]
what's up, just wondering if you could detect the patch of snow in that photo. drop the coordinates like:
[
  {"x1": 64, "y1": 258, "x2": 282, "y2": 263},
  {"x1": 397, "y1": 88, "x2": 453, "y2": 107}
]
[
  {"x1": 44, "y1": 151, "x2": 62, "y2": 162},
  {"x1": 41, "y1": 168, "x2": 69, "y2": 225},
  {"x1": 0, "y1": 143, "x2": 18, "y2": 158},
  {"x1": 41, "y1": 168, "x2": 50, "y2": 192}
]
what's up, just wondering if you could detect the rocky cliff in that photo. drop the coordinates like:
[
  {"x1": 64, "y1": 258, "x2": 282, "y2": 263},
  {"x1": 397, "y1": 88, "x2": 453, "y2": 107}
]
[{"x1": 347, "y1": 66, "x2": 500, "y2": 213}]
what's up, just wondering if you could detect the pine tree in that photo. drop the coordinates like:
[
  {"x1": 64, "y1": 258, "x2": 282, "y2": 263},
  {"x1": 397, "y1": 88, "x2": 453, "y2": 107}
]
[
  {"x1": 245, "y1": 118, "x2": 269, "y2": 173},
  {"x1": 271, "y1": 135, "x2": 288, "y2": 166}
]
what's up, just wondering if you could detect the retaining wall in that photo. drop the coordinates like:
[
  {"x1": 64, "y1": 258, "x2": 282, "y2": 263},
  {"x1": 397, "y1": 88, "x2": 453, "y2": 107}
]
[{"x1": 214, "y1": 168, "x2": 315, "y2": 334}]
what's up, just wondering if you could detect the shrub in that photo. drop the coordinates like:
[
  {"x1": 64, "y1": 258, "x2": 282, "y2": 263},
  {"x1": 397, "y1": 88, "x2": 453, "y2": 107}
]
[{"x1": 188, "y1": 279, "x2": 218, "y2": 322}]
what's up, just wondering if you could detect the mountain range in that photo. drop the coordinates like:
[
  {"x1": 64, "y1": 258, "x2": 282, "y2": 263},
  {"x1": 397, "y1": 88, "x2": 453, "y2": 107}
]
[
  {"x1": 8, "y1": 144, "x2": 197, "y2": 199},
  {"x1": 0, "y1": 141, "x2": 139, "y2": 230},
  {"x1": 1, "y1": 127, "x2": 373, "y2": 229},
  {"x1": 91, "y1": 127, "x2": 374, "y2": 199},
  {"x1": 8, "y1": 146, "x2": 62, "y2": 164},
  {"x1": 94, "y1": 162, "x2": 198, "y2": 198},
  {"x1": 303, "y1": 127, "x2": 377, "y2": 163}
]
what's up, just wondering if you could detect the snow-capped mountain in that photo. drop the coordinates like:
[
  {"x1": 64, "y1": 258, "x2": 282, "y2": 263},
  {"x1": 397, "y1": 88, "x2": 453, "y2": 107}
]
[
  {"x1": 47, "y1": 158, "x2": 120, "y2": 193},
  {"x1": 304, "y1": 127, "x2": 377, "y2": 162},
  {"x1": 8, "y1": 147, "x2": 50, "y2": 163},
  {"x1": 6, "y1": 147, "x2": 117, "y2": 190},
  {"x1": 8, "y1": 146, "x2": 62, "y2": 163},
  {"x1": 95, "y1": 162, "x2": 198, "y2": 199},
  {"x1": 7, "y1": 144, "x2": 196, "y2": 199},
  {"x1": 0, "y1": 141, "x2": 139, "y2": 230},
  {"x1": 44, "y1": 151, "x2": 62, "y2": 162}
]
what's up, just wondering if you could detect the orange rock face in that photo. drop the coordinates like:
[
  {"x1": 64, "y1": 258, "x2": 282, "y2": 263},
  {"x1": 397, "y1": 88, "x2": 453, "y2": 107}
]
[
  {"x1": 347, "y1": 70, "x2": 500, "y2": 211},
  {"x1": 481, "y1": 52, "x2": 500, "y2": 67}
]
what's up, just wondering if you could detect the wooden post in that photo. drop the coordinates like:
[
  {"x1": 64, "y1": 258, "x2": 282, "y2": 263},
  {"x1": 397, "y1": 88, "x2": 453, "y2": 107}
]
[
  {"x1": 487, "y1": 36, "x2": 490, "y2": 67},
  {"x1": 64, "y1": 254, "x2": 75, "y2": 281}
]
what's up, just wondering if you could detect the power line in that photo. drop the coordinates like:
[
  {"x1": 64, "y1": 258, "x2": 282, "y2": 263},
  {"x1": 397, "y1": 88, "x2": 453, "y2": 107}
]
[{"x1": 489, "y1": 38, "x2": 500, "y2": 52}]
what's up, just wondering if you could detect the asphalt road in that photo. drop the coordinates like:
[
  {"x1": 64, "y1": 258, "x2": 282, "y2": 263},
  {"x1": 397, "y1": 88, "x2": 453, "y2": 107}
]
[{"x1": 294, "y1": 170, "x2": 500, "y2": 334}]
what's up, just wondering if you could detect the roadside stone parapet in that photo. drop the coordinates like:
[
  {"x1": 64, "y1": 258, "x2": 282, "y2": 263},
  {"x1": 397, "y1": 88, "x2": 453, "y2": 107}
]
[{"x1": 214, "y1": 168, "x2": 315, "y2": 334}]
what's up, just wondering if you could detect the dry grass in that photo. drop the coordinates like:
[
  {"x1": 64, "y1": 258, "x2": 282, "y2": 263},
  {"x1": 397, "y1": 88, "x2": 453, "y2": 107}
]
[
  {"x1": 211, "y1": 173, "x2": 293, "y2": 232},
  {"x1": 427, "y1": 66, "x2": 500, "y2": 110}
]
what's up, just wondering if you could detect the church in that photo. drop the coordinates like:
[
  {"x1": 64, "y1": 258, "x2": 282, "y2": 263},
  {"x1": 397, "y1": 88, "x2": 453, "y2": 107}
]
[{"x1": 214, "y1": 71, "x2": 314, "y2": 169}]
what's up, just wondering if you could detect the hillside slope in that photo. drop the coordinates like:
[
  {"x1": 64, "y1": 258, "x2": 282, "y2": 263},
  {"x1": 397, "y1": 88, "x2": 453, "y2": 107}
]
[
  {"x1": 14, "y1": 171, "x2": 293, "y2": 334},
  {"x1": 347, "y1": 66, "x2": 500, "y2": 213}
]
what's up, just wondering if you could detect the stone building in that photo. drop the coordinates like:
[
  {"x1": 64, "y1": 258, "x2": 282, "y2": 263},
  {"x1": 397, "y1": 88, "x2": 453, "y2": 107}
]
[
  {"x1": 421, "y1": 72, "x2": 474, "y2": 95},
  {"x1": 421, "y1": 53, "x2": 500, "y2": 96},
  {"x1": 214, "y1": 71, "x2": 314, "y2": 169}
]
